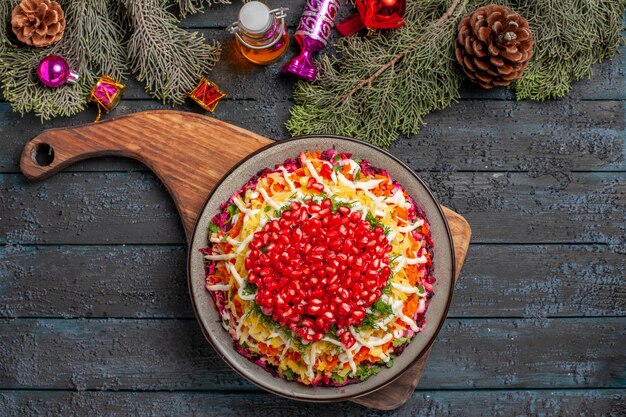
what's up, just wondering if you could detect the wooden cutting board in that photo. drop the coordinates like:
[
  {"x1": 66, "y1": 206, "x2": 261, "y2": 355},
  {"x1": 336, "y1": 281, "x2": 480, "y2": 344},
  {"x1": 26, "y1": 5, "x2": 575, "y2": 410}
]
[{"x1": 20, "y1": 110, "x2": 471, "y2": 411}]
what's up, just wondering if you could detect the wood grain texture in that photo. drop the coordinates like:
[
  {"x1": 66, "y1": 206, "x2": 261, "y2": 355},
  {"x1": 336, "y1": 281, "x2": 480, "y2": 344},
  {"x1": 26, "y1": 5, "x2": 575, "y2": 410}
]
[
  {"x1": 1, "y1": 318, "x2": 623, "y2": 390},
  {"x1": 2, "y1": 98, "x2": 623, "y2": 173},
  {"x1": 18, "y1": 110, "x2": 471, "y2": 410},
  {"x1": 2, "y1": 389, "x2": 624, "y2": 417},
  {"x1": 2, "y1": 244, "x2": 623, "y2": 319},
  {"x1": 3, "y1": 171, "x2": 622, "y2": 245}
]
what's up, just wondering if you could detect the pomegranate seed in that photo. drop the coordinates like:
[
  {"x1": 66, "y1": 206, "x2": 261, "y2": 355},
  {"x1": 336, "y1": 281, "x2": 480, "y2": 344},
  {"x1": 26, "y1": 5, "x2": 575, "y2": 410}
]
[
  {"x1": 245, "y1": 198, "x2": 393, "y2": 338},
  {"x1": 318, "y1": 208, "x2": 331, "y2": 218},
  {"x1": 340, "y1": 331, "x2": 356, "y2": 348},
  {"x1": 310, "y1": 298, "x2": 322, "y2": 306},
  {"x1": 337, "y1": 206, "x2": 350, "y2": 216},
  {"x1": 315, "y1": 317, "x2": 326, "y2": 329},
  {"x1": 352, "y1": 310, "x2": 365, "y2": 320},
  {"x1": 339, "y1": 303, "x2": 351, "y2": 315},
  {"x1": 309, "y1": 204, "x2": 321, "y2": 213},
  {"x1": 311, "y1": 182, "x2": 324, "y2": 193},
  {"x1": 322, "y1": 311, "x2": 334, "y2": 321},
  {"x1": 308, "y1": 305, "x2": 321, "y2": 314}
]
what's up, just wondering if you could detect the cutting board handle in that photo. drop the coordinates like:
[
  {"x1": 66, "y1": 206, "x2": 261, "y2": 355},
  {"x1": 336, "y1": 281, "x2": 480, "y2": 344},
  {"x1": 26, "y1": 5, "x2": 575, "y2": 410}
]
[
  {"x1": 21, "y1": 120, "x2": 125, "y2": 181},
  {"x1": 20, "y1": 110, "x2": 272, "y2": 239}
]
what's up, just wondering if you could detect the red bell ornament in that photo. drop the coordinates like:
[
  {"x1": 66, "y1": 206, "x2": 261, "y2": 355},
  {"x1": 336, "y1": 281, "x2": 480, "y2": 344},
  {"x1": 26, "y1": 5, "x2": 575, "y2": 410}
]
[{"x1": 336, "y1": 0, "x2": 406, "y2": 37}]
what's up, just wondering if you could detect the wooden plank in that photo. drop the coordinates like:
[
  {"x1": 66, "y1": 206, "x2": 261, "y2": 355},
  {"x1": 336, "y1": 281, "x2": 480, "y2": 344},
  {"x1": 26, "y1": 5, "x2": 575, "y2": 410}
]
[
  {"x1": 1, "y1": 172, "x2": 622, "y2": 244},
  {"x1": 1, "y1": 244, "x2": 623, "y2": 319},
  {"x1": 0, "y1": 318, "x2": 623, "y2": 390},
  {"x1": 0, "y1": 245, "x2": 192, "y2": 319},
  {"x1": 1, "y1": 389, "x2": 624, "y2": 416},
  {"x1": 1, "y1": 98, "x2": 623, "y2": 174}
]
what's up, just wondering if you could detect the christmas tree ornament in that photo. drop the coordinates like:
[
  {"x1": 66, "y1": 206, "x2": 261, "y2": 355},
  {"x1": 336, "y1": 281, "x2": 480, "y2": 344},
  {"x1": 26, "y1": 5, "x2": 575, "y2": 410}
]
[
  {"x1": 36, "y1": 55, "x2": 79, "y2": 88},
  {"x1": 11, "y1": 0, "x2": 66, "y2": 47},
  {"x1": 188, "y1": 77, "x2": 226, "y2": 112},
  {"x1": 89, "y1": 75, "x2": 125, "y2": 122},
  {"x1": 336, "y1": 0, "x2": 406, "y2": 37},
  {"x1": 282, "y1": 0, "x2": 340, "y2": 81},
  {"x1": 227, "y1": 2, "x2": 289, "y2": 65},
  {"x1": 455, "y1": 4, "x2": 533, "y2": 89}
]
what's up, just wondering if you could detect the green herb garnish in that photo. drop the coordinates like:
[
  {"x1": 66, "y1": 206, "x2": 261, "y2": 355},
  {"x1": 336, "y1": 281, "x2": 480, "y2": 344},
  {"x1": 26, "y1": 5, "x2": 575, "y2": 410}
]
[
  {"x1": 282, "y1": 367, "x2": 297, "y2": 381},
  {"x1": 382, "y1": 282, "x2": 393, "y2": 295},
  {"x1": 226, "y1": 203, "x2": 239, "y2": 221},
  {"x1": 354, "y1": 364, "x2": 381, "y2": 381},
  {"x1": 365, "y1": 212, "x2": 390, "y2": 236},
  {"x1": 392, "y1": 337, "x2": 410, "y2": 347},
  {"x1": 264, "y1": 205, "x2": 271, "y2": 212},
  {"x1": 325, "y1": 324, "x2": 339, "y2": 339},
  {"x1": 354, "y1": 168, "x2": 361, "y2": 181},
  {"x1": 366, "y1": 212, "x2": 383, "y2": 229},
  {"x1": 358, "y1": 313, "x2": 378, "y2": 330},
  {"x1": 372, "y1": 299, "x2": 393, "y2": 316},
  {"x1": 242, "y1": 282, "x2": 257, "y2": 296},
  {"x1": 329, "y1": 194, "x2": 354, "y2": 213},
  {"x1": 275, "y1": 204, "x2": 290, "y2": 217},
  {"x1": 208, "y1": 222, "x2": 221, "y2": 234},
  {"x1": 331, "y1": 372, "x2": 348, "y2": 384}
]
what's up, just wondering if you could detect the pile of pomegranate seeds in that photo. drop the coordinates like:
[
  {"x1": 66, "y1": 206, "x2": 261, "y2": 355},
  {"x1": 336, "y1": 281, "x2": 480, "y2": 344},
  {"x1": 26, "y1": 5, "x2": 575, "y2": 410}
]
[{"x1": 245, "y1": 199, "x2": 392, "y2": 347}]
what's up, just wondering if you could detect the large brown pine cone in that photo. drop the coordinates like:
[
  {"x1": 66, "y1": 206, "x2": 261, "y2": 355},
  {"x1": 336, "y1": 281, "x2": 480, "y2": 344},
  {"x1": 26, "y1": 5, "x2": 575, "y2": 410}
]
[
  {"x1": 455, "y1": 4, "x2": 533, "y2": 89},
  {"x1": 11, "y1": 0, "x2": 66, "y2": 47}
]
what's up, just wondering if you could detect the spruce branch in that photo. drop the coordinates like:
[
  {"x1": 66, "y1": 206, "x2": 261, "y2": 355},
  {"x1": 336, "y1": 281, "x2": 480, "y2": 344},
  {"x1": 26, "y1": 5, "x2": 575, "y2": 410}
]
[
  {"x1": 123, "y1": 0, "x2": 221, "y2": 104},
  {"x1": 0, "y1": 0, "x2": 127, "y2": 120},
  {"x1": 287, "y1": 0, "x2": 469, "y2": 147},
  {"x1": 0, "y1": 0, "x2": 18, "y2": 49},
  {"x1": 509, "y1": 0, "x2": 626, "y2": 100},
  {"x1": 339, "y1": 0, "x2": 462, "y2": 104}
]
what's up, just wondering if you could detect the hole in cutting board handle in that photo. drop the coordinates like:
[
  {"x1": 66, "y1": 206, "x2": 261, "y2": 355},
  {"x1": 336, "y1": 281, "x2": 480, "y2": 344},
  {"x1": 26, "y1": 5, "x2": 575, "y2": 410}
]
[{"x1": 32, "y1": 143, "x2": 55, "y2": 166}]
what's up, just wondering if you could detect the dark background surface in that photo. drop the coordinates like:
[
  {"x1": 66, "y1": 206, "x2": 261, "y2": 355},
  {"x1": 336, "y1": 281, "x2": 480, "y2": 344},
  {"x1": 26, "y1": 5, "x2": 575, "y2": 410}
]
[{"x1": 1, "y1": 2, "x2": 625, "y2": 415}]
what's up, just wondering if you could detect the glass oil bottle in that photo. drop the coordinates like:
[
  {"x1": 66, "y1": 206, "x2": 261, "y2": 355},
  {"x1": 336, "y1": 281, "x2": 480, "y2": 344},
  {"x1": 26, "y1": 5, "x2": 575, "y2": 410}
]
[{"x1": 227, "y1": 2, "x2": 289, "y2": 65}]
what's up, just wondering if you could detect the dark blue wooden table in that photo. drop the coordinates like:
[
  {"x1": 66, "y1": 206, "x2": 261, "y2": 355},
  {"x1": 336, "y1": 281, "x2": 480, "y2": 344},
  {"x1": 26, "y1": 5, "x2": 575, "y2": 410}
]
[{"x1": 1, "y1": 2, "x2": 624, "y2": 415}]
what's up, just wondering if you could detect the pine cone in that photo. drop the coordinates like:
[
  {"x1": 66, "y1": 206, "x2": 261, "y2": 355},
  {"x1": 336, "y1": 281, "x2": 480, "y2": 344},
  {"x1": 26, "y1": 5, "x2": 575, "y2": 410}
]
[
  {"x1": 455, "y1": 4, "x2": 533, "y2": 89},
  {"x1": 11, "y1": 0, "x2": 66, "y2": 47}
]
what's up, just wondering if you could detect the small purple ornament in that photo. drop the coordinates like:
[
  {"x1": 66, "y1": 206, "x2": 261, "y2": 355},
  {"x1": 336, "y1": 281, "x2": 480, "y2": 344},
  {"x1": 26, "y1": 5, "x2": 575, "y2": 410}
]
[
  {"x1": 282, "y1": 0, "x2": 339, "y2": 81},
  {"x1": 37, "y1": 55, "x2": 80, "y2": 88}
]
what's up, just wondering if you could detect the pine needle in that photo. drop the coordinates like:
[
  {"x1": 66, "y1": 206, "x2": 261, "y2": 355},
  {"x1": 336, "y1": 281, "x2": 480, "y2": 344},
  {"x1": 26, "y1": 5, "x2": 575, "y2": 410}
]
[
  {"x1": 123, "y1": 0, "x2": 221, "y2": 104},
  {"x1": 177, "y1": 0, "x2": 230, "y2": 18},
  {"x1": 510, "y1": 0, "x2": 626, "y2": 100}
]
